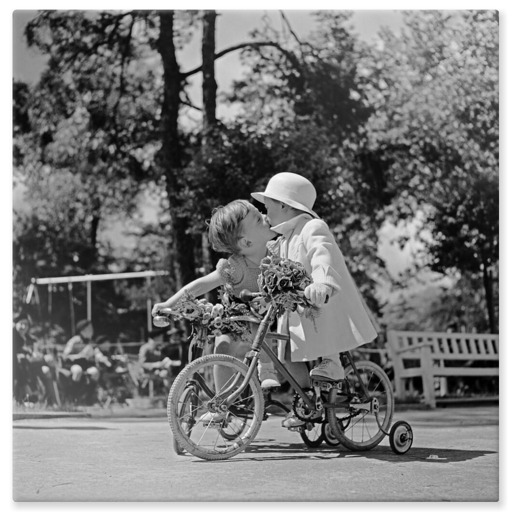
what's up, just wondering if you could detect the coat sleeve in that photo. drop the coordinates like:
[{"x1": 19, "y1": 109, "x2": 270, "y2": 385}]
[{"x1": 300, "y1": 219, "x2": 346, "y2": 293}]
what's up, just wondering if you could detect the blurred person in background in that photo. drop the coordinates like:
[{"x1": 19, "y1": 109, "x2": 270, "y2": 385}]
[
  {"x1": 13, "y1": 311, "x2": 57, "y2": 405},
  {"x1": 138, "y1": 328, "x2": 180, "y2": 394},
  {"x1": 61, "y1": 319, "x2": 111, "y2": 404}
]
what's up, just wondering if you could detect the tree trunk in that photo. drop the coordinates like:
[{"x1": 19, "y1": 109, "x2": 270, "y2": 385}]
[
  {"x1": 157, "y1": 11, "x2": 196, "y2": 289},
  {"x1": 200, "y1": 10, "x2": 217, "y2": 278},
  {"x1": 202, "y1": 10, "x2": 218, "y2": 132}
]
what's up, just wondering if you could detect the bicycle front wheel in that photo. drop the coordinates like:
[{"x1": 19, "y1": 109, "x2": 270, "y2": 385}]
[
  {"x1": 167, "y1": 354, "x2": 265, "y2": 460},
  {"x1": 172, "y1": 386, "x2": 197, "y2": 455},
  {"x1": 327, "y1": 360, "x2": 394, "y2": 451}
]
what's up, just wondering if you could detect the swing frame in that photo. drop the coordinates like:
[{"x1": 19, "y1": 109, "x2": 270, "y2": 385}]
[{"x1": 25, "y1": 270, "x2": 169, "y2": 335}]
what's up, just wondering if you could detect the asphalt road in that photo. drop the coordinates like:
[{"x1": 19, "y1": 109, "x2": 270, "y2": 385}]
[{"x1": 12, "y1": 405, "x2": 499, "y2": 502}]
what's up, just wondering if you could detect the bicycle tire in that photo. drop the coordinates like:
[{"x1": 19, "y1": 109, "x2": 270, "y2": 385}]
[
  {"x1": 172, "y1": 386, "x2": 197, "y2": 455},
  {"x1": 299, "y1": 421, "x2": 324, "y2": 448},
  {"x1": 167, "y1": 354, "x2": 265, "y2": 461},
  {"x1": 327, "y1": 360, "x2": 394, "y2": 451}
]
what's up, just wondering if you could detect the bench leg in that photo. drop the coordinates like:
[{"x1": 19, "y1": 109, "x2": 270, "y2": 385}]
[
  {"x1": 395, "y1": 377, "x2": 407, "y2": 400},
  {"x1": 421, "y1": 346, "x2": 436, "y2": 408}
]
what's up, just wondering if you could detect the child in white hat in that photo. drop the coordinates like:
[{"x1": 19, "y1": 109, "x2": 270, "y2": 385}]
[{"x1": 252, "y1": 172, "x2": 379, "y2": 428}]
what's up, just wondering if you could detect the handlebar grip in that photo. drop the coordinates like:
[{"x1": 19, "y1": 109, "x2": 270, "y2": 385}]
[
  {"x1": 239, "y1": 289, "x2": 260, "y2": 302},
  {"x1": 153, "y1": 316, "x2": 170, "y2": 328}
]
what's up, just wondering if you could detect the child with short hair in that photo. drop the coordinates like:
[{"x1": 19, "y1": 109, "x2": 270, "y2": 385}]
[{"x1": 152, "y1": 199, "x2": 280, "y2": 390}]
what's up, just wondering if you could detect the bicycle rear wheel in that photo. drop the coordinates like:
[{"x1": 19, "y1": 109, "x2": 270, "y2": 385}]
[
  {"x1": 326, "y1": 360, "x2": 394, "y2": 451},
  {"x1": 167, "y1": 354, "x2": 264, "y2": 460}
]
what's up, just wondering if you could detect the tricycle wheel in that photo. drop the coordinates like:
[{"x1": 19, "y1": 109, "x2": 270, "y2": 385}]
[{"x1": 389, "y1": 420, "x2": 413, "y2": 454}]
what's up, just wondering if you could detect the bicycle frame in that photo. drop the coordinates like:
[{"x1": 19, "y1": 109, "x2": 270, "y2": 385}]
[
  {"x1": 217, "y1": 303, "x2": 319, "y2": 413},
  {"x1": 177, "y1": 302, "x2": 364, "y2": 417}
]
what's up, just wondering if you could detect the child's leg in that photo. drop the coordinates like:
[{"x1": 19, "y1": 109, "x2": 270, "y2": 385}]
[
  {"x1": 277, "y1": 340, "x2": 312, "y2": 428},
  {"x1": 213, "y1": 334, "x2": 250, "y2": 391},
  {"x1": 277, "y1": 339, "x2": 310, "y2": 389},
  {"x1": 257, "y1": 336, "x2": 280, "y2": 388}
]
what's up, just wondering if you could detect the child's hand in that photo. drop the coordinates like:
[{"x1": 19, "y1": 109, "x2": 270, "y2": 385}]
[
  {"x1": 304, "y1": 283, "x2": 332, "y2": 307},
  {"x1": 152, "y1": 303, "x2": 166, "y2": 317}
]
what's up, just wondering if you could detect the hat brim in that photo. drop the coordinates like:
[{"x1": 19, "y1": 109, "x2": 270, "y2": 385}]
[{"x1": 251, "y1": 192, "x2": 319, "y2": 219}]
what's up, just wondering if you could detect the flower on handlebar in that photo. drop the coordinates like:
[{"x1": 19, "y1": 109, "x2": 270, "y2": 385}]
[
  {"x1": 171, "y1": 290, "x2": 253, "y2": 341},
  {"x1": 258, "y1": 255, "x2": 319, "y2": 320}
]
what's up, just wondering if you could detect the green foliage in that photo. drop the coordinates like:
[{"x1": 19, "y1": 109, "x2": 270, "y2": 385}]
[
  {"x1": 357, "y1": 10, "x2": 498, "y2": 330},
  {"x1": 382, "y1": 271, "x2": 493, "y2": 333}
]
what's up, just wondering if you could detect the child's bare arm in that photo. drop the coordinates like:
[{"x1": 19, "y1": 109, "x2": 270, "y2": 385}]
[{"x1": 152, "y1": 270, "x2": 224, "y2": 315}]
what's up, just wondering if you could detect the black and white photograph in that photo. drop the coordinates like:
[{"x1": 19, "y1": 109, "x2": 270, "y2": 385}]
[{"x1": 9, "y1": 1, "x2": 503, "y2": 504}]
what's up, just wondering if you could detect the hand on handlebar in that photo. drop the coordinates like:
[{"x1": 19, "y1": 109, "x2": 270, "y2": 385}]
[{"x1": 151, "y1": 303, "x2": 173, "y2": 317}]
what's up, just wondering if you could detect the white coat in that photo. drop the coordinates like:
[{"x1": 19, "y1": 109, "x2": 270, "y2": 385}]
[{"x1": 270, "y1": 214, "x2": 378, "y2": 362}]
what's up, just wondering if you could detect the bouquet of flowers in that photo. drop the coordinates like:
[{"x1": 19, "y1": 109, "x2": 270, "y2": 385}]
[
  {"x1": 258, "y1": 254, "x2": 319, "y2": 319},
  {"x1": 171, "y1": 290, "x2": 253, "y2": 341}
]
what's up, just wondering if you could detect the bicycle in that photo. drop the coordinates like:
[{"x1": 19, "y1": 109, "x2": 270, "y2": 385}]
[
  {"x1": 154, "y1": 291, "x2": 413, "y2": 461},
  {"x1": 154, "y1": 315, "x2": 289, "y2": 455}
]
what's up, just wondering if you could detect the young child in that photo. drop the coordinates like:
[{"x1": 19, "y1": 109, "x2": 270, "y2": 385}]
[
  {"x1": 151, "y1": 199, "x2": 280, "y2": 391},
  {"x1": 251, "y1": 172, "x2": 379, "y2": 428}
]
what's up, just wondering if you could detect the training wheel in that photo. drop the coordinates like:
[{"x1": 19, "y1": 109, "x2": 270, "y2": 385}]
[
  {"x1": 389, "y1": 420, "x2": 413, "y2": 455},
  {"x1": 322, "y1": 421, "x2": 341, "y2": 447}
]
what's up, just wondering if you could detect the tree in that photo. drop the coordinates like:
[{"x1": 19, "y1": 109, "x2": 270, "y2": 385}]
[
  {"x1": 15, "y1": 10, "x2": 318, "y2": 295},
  {"x1": 358, "y1": 10, "x2": 499, "y2": 332}
]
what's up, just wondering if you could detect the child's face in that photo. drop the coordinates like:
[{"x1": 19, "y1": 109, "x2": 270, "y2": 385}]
[
  {"x1": 239, "y1": 210, "x2": 275, "y2": 250},
  {"x1": 264, "y1": 197, "x2": 287, "y2": 226}
]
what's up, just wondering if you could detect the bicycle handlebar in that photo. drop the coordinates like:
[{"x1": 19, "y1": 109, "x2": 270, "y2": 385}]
[
  {"x1": 239, "y1": 290, "x2": 261, "y2": 302},
  {"x1": 239, "y1": 289, "x2": 329, "y2": 306},
  {"x1": 152, "y1": 307, "x2": 174, "y2": 328}
]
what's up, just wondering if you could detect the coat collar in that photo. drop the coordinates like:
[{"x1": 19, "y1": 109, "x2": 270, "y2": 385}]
[{"x1": 271, "y1": 213, "x2": 313, "y2": 237}]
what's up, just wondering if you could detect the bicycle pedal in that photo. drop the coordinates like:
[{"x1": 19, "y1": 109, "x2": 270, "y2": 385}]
[{"x1": 311, "y1": 379, "x2": 334, "y2": 390}]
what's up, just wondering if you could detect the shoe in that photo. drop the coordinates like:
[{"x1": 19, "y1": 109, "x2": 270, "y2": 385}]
[
  {"x1": 260, "y1": 370, "x2": 280, "y2": 389},
  {"x1": 258, "y1": 363, "x2": 280, "y2": 389},
  {"x1": 199, "y1": 411, "x2": 226, "y2": 424},
  {"x1": 309, "y1": 358, "x2": 345, "y2": 382},
  {"x1": 281, "y1": 412, "x2": 305, "y2": 429}
]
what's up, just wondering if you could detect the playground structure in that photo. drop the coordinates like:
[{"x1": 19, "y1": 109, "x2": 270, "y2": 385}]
[
  {"x1": 25, "y1": 270, "x2": 169, "y2": 335},
  {"x1": 19, "y1": 269, "x2": 185, "y2": 407}
]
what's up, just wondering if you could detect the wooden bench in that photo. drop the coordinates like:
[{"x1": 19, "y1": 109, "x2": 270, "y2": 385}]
[{"x1": 387, "y1": 330, "x2": 499, "y2": 408}]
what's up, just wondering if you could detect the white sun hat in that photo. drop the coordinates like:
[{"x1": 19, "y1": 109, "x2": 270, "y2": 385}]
[{"x1": 251, "y1": 172, "x2": 319, "y2": 219}]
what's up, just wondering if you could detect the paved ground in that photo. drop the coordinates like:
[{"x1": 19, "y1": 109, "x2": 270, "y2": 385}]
[{"x1": 12, "y1": 403, "x2": 499, "y2": 502}]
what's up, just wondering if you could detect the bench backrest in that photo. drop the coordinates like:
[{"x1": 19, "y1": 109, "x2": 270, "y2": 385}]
[{"x1": 387, "y1": 330, "x2": 499, "y2": 361}]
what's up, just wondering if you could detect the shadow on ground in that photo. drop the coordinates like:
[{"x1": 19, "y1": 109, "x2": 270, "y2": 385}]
[
  {"x1": 188, "y1": 438, "x2": 496, "y2": 465},
  {"x1": 13, "y1": 425, "x2": 115, "y2": 431}
]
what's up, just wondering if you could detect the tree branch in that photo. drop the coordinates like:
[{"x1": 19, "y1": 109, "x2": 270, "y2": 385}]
[
  {"x1": 181, "y1": 41, "x2": 302, "y2": 79},
  {"x1": 279, "y1": 11, "x2": 303, "y2": 48}
]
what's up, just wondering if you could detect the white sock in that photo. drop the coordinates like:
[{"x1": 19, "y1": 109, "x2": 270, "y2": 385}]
[{"x1": 258, "y1": 362, "x2": 277, "y2": 374}]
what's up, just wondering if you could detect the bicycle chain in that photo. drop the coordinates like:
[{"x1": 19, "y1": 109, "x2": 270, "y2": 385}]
[{"x1": 292, "y1": 390, "x2": 322, "y2": 421}]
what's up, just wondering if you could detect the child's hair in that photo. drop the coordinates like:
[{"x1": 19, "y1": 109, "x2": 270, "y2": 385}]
[{"x1": 208, "y1": 199, "x2": 258, "y2": 254}]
